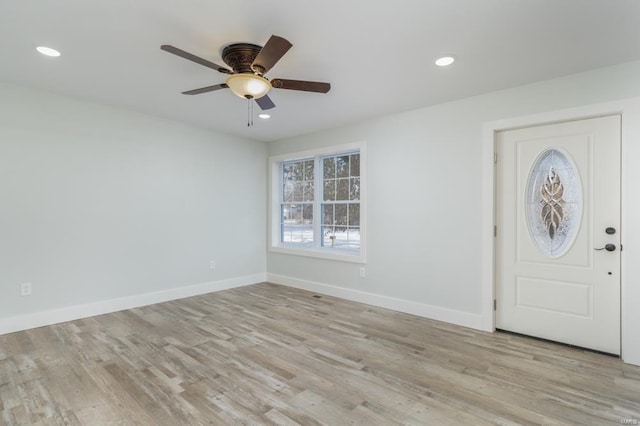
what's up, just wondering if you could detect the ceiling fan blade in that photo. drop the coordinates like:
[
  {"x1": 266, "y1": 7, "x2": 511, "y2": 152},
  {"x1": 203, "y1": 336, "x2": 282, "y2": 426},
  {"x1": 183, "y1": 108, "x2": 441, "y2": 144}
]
[
  {"x1": 181, "y1": 84, "x2": 228, "y2": 95},
  {"x1": 251, "y1": 35, "x2": 292, "y2": 75},
  {"x1": 255, "y1": 94, "x2": 276, "y2": 110},
  {"x1": 161, "y1": 45, "x2": 231, "y2": 74},
  {"x1": 271, "y1": 79, "x2": 331, "y2": 93}
]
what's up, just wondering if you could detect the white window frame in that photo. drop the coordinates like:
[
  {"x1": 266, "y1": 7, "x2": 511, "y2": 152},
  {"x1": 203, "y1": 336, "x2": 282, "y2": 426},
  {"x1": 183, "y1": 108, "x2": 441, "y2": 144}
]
[{"x1": 269, "y1": 141, "x2": 367, "y2": 263}]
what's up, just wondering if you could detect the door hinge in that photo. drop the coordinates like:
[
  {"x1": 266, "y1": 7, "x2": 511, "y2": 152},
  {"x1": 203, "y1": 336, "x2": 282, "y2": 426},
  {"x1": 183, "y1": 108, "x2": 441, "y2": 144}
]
[
  {"x1": 621, "y1": 244, "x2": 624, "y2": 252},
  {"x1": 494, "y1": 152, "x2": 498, "y2": 164},
  {"x1": 494, "y1": 299, "x2": 497, "y2": 311},
  {"x1": 494, "y1": 225, "x2": 497, "y2": 237}
]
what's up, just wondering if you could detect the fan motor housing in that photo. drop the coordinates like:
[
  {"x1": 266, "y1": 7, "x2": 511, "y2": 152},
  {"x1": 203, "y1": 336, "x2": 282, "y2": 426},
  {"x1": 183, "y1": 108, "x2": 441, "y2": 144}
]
[{"x1": 221, "y1": 43, "x2": 263, "y2": 74}]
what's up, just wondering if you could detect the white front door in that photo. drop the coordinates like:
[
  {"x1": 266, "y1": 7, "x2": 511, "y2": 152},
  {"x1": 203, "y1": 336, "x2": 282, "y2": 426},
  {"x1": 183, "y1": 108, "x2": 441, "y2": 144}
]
[{"x1": 496, "y1": 115, "x2": 621, "y2": 354}]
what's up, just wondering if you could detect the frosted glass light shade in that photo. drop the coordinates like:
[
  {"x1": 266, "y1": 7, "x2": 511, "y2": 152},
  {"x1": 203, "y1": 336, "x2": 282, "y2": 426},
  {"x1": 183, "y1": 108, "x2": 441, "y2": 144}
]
[{"x1": 226, "y1": 74, "x2": 271, "y2": 99}]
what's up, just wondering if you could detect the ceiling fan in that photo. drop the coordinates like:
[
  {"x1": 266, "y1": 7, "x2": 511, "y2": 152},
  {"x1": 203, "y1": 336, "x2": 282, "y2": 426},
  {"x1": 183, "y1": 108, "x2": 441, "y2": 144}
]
[{"x1": 160, "y1": 35, "x2": 330, "y2": 111}]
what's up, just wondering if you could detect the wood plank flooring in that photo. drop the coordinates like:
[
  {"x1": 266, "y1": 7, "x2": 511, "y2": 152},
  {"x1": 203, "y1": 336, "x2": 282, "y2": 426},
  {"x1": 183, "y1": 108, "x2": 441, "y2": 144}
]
[{"x1": 1, "y1": 282, "x2": 639, "y2": 425}]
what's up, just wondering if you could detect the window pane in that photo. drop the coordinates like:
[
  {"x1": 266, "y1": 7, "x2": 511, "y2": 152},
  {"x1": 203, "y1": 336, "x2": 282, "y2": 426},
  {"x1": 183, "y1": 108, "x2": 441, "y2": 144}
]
[
  {"x1": 324, "y1": 179, "x2": 335, "y2": 201},
  {"x1": 323, "y1": 157, "x2": 335, "y2": 179},
  {"x1": 348, "y1": 228, "x2": 361, "y2": 249},
  {"x1": 293, "y1": 182, "x2": 304, "y2": 202},
  {"x1": 322, "y1": 228, "x2": 336, "y2": 247},
  {"x1": 281, "y1": 204, "x2": 289, "y2": 221},
  {"x1": 336, "y1": 155, "x2": 349, "y2": 178},
  {"x1": 350, "y1": 177, "x2": 360, "y2": 201},
  {"x1": 304, "y1": 160, "x2": 314, "y2": 181},
  {"x1": 348, "y1": 203, "x2": 360, "y2": 226},
  {"x1": 283, "y1": 181, "x2": 294, "y2": 202},
  {"x1": 332, "y1": 226, "x2": 348, "y2": 248},
  {"x1": 303, "y1": 204, "x2": 313, "y2": 224},
  {"x1": 324, "y1": 227, "x2": 337, "y2": 247},
  {"x1": 281, "y1": 204, "x2": 302, "y2": 224},
  {"x1": 336, "y1": 178, "x2": 349, "y2": 200},
  {"x1": 291, "y1": 161, "x2": 303, "y2": 180},
  {"x1": 304, "y1": 182, "x2": 314, "y2": 202},
  {"x1": 335, "y1": 204, "x2": 348, "y2": 226},
  {"x1": 350, "y1": 154, "x2": 360, "y2": 177},
  {"x1": 325, "y1": 225, "x2": 349, "y2": 247},
  {"x1": 292, "y1": 205, "x2": 303, "y2": 223},
  {"x1": 283, "y1": 163, "x2": 293, "y2": 179},
  {"x1": 323, "y1": 204, "x2": 334, "y2": 225}
]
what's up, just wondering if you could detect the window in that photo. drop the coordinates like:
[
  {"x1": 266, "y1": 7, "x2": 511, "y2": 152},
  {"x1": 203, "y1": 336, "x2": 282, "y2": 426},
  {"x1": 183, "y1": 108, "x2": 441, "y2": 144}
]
[{"x1": 270, "y1": 143, "x2": 366, "y2": 262}]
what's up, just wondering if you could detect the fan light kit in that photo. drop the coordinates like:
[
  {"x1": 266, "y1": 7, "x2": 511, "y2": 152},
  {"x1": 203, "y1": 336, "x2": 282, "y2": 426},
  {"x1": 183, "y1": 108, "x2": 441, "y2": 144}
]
[
  {"x1": 435, "y1": 56, "x2": 455, "y2": 66},
  {"x1": 226, "y1": 74, "x2": 271, "y2": 99},
  {"x1": 258, "y1": 113, "x2": 271, "y2": 119},
  {"x1": 161, "y1": 35, "x2": 330, "y2": 125},
  {"x1": 36, "y1": 46, "x2": 61, "y2": 57}
]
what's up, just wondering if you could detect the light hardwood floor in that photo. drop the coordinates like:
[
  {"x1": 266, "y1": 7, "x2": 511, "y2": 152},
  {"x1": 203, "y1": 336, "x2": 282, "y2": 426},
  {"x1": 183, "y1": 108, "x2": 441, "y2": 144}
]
[{"x1": 1, "y1": 283, "x2": 639, "y2": 425}]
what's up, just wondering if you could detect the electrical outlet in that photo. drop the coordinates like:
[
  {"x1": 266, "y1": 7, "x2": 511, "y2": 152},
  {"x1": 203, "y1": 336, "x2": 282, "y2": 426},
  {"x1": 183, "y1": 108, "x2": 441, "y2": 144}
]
[
  {"x1": 20, "y1": 282, "x2": 32, "y2": 296},
  {"x1": 210, "y1": 260, "x2": 216, "y2": 270},
  {"x1": 359, "y1": 267, "x2": 366, "y2": 278}
]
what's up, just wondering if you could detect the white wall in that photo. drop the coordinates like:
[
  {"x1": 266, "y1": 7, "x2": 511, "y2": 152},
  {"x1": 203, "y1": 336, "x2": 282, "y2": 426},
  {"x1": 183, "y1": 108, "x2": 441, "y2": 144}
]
[
  {"x1": 267, "y1": 60, "x2": 640, "y2": 365},
  {"x1": 3, "y1": 61, "x2": 640, "y2": 364},
  {"x1": 0, "y1": 83, "x2": 267, "y2": 332}
]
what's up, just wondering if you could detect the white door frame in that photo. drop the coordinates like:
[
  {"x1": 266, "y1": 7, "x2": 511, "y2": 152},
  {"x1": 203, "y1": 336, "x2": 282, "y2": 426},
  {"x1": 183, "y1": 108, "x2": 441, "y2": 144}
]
[{"x1": 481, "y1": 98, "x2": 638, "y2": 363}]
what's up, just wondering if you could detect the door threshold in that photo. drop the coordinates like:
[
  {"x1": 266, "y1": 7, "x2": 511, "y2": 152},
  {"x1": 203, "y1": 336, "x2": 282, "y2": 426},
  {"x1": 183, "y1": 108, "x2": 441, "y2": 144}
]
[{"x1": 496, "y1": 329, "x2": 620, "y2": 358}]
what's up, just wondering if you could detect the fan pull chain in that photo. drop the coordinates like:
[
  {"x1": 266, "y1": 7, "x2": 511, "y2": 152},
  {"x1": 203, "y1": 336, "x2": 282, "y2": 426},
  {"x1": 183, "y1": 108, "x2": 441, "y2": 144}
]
[{"x1": 247, "y1": 99, "x2": 254, "y2": 127}]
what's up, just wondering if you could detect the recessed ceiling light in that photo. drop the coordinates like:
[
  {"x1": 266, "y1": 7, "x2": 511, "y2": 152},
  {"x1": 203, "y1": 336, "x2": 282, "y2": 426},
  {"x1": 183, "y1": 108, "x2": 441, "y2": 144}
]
[
  {"x1": 36, "y1": 46, "x2": 61, "y2": 57},
  {"x1": 258, "y1": 113, "x2": 271, "y2": 119},
  {"x1": 435, "y1": 56, "x2": 455, "y2": 67}
]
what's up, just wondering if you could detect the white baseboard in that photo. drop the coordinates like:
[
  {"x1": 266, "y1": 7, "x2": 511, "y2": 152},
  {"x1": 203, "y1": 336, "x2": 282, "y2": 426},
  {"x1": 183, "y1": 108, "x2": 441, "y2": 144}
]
[
  {"x1": 1, "y1": 272, "x2": 484, "y2": 336},
  {"x1": 267, "y1": 273, "x2": 483, "y2": 330},
  {"x1": 0, "y1": 273, "x2": 266, "y2": 336}
]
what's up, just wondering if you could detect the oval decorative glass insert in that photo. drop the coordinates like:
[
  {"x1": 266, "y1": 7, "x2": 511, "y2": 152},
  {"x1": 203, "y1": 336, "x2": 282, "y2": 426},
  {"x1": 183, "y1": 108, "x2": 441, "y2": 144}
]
[{"x1": 525, "y1": 148, "x2": 582, "y2": 258}]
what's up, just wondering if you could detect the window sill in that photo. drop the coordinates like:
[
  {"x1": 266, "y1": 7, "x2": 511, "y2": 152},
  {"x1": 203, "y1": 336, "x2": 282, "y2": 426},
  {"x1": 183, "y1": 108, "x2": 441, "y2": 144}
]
[{"x1": 269, "y1": 245, "x2": 366, "y2": 264}]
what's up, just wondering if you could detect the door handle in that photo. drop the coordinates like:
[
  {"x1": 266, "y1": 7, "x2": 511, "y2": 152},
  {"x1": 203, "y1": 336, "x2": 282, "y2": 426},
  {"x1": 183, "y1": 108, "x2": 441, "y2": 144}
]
[{"x1": 595, "y1": 244, "x2": 616, "y2": 252}]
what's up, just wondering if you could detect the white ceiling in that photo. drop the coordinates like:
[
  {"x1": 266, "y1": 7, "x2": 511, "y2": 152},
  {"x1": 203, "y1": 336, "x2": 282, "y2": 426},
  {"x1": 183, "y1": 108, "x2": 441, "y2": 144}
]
[{"x1": 1, "y1": 1, "x2": 639, "y2": 142}]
